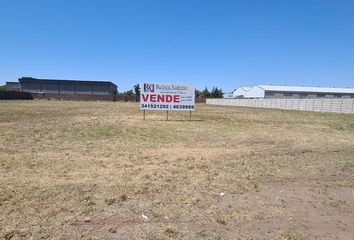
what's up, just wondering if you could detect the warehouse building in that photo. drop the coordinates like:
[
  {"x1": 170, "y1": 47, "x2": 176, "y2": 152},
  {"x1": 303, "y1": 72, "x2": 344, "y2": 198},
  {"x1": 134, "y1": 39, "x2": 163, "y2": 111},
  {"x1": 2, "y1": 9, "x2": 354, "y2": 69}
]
[
  {"x1": 18, "y1": 77, "x2": 117, "y2": 95},
  {"x1": 233, "y1": 87, "x2": 251, "y2": 98},
  {"x1": 5, "y1": 82, "x2": 20, "y2": 91},
  {"x1": 233, "y1": 85, "x2": 354, "y2": 99},
  {"x1": 222, "y1": 91, "x2": 234, "y2": 98},
  {"x1": 224, "y1": 87, "x2": 251, "y2": 98}
]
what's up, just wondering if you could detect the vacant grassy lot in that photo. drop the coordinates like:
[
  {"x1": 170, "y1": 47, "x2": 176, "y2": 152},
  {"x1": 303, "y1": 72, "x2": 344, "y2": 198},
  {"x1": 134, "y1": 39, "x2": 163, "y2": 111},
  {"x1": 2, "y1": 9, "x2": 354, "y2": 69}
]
[{"x1": 0, "y1": 101, "x2": 353, "y2": 240}]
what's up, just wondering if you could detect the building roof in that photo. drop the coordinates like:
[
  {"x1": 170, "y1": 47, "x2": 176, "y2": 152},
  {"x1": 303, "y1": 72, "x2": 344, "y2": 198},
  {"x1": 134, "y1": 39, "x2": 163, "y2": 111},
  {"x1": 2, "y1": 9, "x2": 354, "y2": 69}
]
[
  {"x1": 19, "y1": 77, "x2": 117, "y2": 87},
  {"x1": 239, "y1": 87, "x2": 251, "y2": 91},
  {"x1": 256, "y1": 85, "x2": 354, "y2": 94}
]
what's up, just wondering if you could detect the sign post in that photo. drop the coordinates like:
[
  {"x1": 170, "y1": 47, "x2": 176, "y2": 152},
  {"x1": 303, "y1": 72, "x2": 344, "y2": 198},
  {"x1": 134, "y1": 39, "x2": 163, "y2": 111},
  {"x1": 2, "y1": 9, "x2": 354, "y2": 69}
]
[{"x1": 140, "y1": 83, "x2": 195, "y2": 120}]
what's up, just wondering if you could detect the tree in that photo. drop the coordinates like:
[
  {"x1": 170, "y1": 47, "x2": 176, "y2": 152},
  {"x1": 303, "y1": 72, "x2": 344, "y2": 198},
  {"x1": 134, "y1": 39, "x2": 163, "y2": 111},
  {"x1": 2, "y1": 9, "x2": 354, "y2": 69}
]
[
  {"x1": 0, "y1": 85, "x2": 6, "y2": 91},
  {"x1": 134, "y1": 84, "x2": 140, "y2": 96},
  {"x1": 202, "y1": 87, "x2": 211, "y2": 98},
  {"x1": 235, "y1": 95, "x2": 245, "y2": 99},
  {"x1": 125, "y1": 90, "x2": 134, "y2": 96},
  {"x1": 195, "y1": 89, "x2": 202, "y2": 98},
  {"x1": 210, "y1": 87, "x2": 223, "y2": 98}
]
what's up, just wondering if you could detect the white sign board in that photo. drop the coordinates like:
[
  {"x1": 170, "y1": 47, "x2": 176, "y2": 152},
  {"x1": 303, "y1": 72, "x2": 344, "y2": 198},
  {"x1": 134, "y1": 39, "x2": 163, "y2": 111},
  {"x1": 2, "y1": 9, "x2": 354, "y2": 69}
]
[{"x1": 140, "y1": 83, "x2": 195, "y2": 111}]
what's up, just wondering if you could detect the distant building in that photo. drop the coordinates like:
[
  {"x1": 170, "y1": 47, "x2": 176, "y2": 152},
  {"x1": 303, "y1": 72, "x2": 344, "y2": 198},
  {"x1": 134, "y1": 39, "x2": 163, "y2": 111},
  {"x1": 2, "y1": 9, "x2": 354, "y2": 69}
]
[
  {"x1": 6, "y1": 82, "x2": 20, "y2": 91},
  {"x1": 233, "y1": 87, "x2": 251, "y2": 98},
  {"x1": 18, "y1": 77, "x2": 117, "y2": 95},
  {"x1": 222, "y1": 92, "x2": 234, "y2": 98},
  {"x1": 232, "y1": 85, "x2": 354, "y2": 99}
]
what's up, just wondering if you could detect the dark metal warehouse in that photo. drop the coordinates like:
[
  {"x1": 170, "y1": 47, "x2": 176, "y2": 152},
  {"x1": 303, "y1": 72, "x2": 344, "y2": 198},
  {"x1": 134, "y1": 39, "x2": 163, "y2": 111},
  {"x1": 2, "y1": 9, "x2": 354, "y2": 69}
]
[
  {"x1": 5, "y1": 82, "x2": 20, "y2": 91},
  {"x1": 19, "y1": 77, "x2": 117, "y2": 95}
]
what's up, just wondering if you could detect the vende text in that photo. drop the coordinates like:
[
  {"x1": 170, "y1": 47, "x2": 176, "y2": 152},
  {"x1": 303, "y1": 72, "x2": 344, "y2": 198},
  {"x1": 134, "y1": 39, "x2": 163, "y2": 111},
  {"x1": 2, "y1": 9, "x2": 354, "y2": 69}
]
[{"x1": 141, "y1": 94, "x2": 180, "y2": 103}]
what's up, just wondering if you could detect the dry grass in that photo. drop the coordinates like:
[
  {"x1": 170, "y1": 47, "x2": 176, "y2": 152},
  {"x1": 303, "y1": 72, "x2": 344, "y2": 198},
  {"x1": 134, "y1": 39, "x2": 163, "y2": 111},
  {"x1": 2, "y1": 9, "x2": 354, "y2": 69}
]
[{"x1": 0, "y1": 100, "x2": 353, "y2": 239}]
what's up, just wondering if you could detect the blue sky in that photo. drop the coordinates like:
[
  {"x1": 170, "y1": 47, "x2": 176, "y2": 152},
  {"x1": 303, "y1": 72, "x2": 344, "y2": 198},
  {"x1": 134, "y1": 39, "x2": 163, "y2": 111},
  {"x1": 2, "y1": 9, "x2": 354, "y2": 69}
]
[{"x1": 0, "y1": 0, "x2": 353, "y2": 92}]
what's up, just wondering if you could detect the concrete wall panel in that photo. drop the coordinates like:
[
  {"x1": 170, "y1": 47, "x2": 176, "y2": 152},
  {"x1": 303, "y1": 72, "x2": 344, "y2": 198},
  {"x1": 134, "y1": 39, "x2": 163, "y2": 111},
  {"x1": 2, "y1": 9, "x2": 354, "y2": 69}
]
[{"x1": 207, "y1": 98, "x2": 354, "y2": 115}]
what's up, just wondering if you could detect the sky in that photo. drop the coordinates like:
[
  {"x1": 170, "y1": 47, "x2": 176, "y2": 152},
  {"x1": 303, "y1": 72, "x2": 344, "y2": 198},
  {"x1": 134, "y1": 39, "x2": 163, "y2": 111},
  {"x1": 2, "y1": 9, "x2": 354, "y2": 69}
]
[{"x1": 0, "y1": 0, "x2": 353, "y2": 92}]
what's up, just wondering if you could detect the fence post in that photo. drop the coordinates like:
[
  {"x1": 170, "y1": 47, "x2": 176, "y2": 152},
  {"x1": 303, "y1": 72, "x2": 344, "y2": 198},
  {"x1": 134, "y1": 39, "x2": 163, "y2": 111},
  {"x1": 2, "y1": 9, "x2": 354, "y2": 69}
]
[
  {"x1": 285, "y1": 98, "x2": 287, "y2": 110},
  {"x1": 340, "y1": 98, "x2": 343, "y2": 113},
  {"x1": 329, "y1": 99, "x2": 332, "y2": 113},
  {"x1": 320, "y1": 98, "x2": 323, "y2": 112},
  {"x1": 312, "y1": 99, "x2": 315, "y2": 111}
]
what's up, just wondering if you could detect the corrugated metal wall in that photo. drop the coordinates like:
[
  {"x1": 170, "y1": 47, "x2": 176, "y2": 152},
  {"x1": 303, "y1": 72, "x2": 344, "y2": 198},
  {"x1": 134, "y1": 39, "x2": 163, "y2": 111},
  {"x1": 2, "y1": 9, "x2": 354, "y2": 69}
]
[
  {"x1": 206, "y1": 98, "x2": 354, "y2": 114},
  {"x1": 21, "y1": 81, "x2": 114, "y2": 95}
]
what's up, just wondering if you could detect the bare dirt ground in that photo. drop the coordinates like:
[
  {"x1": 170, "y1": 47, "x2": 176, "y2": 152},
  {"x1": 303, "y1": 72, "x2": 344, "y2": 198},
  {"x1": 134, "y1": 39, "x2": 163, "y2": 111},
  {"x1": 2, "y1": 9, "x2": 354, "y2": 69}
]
[{"x1": 0, "y1": 101, "x2": 353, "y2": 240}]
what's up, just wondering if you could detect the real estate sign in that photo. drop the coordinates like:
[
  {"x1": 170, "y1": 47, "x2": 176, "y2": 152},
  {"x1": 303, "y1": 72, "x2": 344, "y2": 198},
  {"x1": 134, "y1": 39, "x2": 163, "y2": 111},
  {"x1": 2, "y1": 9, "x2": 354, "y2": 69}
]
[{"x1": 140, "y1": 83, "x2": 195, "y2": 111}]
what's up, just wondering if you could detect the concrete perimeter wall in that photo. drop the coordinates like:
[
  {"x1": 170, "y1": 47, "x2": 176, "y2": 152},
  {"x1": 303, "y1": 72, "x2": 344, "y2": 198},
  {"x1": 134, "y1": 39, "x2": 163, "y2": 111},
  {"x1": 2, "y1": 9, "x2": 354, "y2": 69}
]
[{"x1": 206, "y1": 98, "x2": 354, "y2": 114}]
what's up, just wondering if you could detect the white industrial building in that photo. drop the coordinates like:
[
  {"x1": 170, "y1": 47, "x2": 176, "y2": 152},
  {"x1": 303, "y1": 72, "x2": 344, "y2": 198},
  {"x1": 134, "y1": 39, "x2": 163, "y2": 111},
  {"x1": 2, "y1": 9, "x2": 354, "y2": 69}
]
[
  {"x1": 222, "y1": 92, "x2": 234, "y2": 98},
  {"x1": 232, "y1": 87, "x2": 251, "y2": 98},
  {"x1": 232, "y1": 85, "x2": 354, "y2": 99}
]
